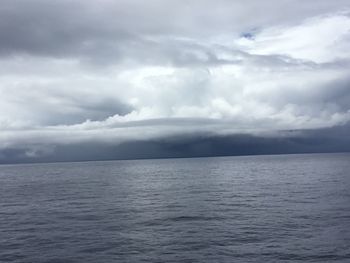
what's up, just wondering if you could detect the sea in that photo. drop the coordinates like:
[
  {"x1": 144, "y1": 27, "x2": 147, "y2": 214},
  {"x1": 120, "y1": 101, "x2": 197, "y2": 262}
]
[{"x1": 0, "y1": 153, "x2": 349, "y2": 262}]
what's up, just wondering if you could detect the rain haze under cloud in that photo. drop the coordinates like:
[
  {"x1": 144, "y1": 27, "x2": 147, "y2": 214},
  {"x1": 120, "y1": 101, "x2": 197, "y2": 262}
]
[{"x1": 1, "y1": 0, "x2": 350, "y2": 163}]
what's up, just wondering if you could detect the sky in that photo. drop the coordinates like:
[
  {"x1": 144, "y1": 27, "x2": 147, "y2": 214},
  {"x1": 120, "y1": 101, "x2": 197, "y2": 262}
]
[{"x1": 1, "y1": 0, "x2": 350, "y2": 163}]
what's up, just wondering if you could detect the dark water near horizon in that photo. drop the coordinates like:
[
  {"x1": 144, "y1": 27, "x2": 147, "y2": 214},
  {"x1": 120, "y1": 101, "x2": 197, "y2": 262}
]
[{"x1": 0, "y1": 153, "x2": 350, "y2": 262}]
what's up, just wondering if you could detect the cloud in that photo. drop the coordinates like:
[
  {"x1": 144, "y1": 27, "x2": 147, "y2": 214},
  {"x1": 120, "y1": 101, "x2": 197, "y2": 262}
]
[
  {"x1": 237, "y1": 12, "x2": 350, "y2": 63},
  {"x1": 1, "y1": 0, "x2": 349, "y2": 62},
  {"x1": 1, "y1": 0, "x2": 350, "y2": 162},
  {"x1": 1, "y1": 124, "x2": 350, "y2": 164}
]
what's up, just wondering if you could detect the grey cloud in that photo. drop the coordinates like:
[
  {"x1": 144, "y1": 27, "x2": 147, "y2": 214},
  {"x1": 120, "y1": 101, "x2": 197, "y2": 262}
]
[
  {"x1": 1, "y1": 0, "x2": 350, "y2": 64},
  {"x1": 0, "y1": 0, "x2": 134, "y2": 61},
  {"x1": 1, "y1": 123, "x2": 349, "y2": 164},
  {"x1": 38, "y1": 97, "x2": 133, "y2": 126},
  {"x1": 2, "y1": 83, "x2": 133, "y2": 126},
  {"x1": 258, "y1": 75, "x2": 350, "y2": 116}
]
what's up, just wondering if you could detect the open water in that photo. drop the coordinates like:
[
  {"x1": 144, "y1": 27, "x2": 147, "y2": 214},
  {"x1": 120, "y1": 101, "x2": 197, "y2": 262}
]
[{"x1": 0, "y1": 153, "x2": 349, "y2": 262}]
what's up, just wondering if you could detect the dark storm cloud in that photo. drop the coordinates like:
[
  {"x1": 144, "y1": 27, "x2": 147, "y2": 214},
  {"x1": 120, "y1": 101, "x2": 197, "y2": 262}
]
[{"x1": 1, "y1": 124, "x2": 349, "y2": 164}]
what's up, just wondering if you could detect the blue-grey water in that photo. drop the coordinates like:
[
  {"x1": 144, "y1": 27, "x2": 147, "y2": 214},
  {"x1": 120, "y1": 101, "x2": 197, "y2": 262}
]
[{"x1": 0, "y1": 153, "x2": 350, "y2": 262}]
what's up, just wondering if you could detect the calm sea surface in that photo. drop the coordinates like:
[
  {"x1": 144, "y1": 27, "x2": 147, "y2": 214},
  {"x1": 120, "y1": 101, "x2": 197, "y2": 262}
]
[{"x1": 0, "y1": 153, "x2": 349, "y2": 262}]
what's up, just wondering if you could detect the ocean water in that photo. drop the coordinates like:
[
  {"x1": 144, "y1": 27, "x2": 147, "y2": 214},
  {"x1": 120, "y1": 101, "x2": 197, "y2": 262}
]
[{"x1": 0, "y1": 153, "x2": 349, "y2": 263}]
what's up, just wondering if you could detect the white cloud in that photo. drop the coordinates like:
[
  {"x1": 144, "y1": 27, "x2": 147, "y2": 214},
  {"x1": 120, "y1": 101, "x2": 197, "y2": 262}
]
[{"x1": 237, "y1": 13, "x2": 350, "y2": 63}]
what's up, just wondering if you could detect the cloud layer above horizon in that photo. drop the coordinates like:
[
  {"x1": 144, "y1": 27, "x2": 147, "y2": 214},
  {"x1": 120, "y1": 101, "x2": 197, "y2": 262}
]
[{"x1": 1, "y1": 0, "x2": 350, "y2": 160}]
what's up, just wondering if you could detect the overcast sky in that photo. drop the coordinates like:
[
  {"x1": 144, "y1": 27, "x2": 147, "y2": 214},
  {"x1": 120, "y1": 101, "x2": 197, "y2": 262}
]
[{"x1": 1, "y1": 0, "x2": 350, "y2": 162}]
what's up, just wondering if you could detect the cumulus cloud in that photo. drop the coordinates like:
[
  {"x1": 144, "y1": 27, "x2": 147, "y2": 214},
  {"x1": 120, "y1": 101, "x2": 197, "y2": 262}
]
[{"x1": 1, "y1": 0, "x2": 350, "y2": 161}]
